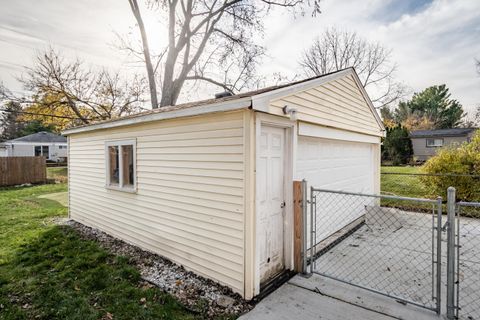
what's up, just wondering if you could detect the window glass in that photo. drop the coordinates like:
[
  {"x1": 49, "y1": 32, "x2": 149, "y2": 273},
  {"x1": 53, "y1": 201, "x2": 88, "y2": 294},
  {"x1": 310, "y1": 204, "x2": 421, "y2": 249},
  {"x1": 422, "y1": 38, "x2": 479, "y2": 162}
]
[
  {"x1": 108, "y1": 146, "x2": 119, "y2": 186},
  {"x1": 427, "y1": 138, "x2": 443, "y2": 147},
  {"x1": 34, "y1": 146, "x2": 49, "y2": 157},
  {"x1": 122, "y1": 145, "x2": 134, "y2": 187}
]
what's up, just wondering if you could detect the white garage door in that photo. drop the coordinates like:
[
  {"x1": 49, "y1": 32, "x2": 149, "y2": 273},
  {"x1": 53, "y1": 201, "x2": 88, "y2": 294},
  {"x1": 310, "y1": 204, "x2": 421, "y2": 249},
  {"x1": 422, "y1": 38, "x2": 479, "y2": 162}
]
[
  {"x1": 296, "y1": 136, "x2": 375, "y2": 193},
  {"x1": 296, "y1": 136, "x2": 377, "y2": 242}
]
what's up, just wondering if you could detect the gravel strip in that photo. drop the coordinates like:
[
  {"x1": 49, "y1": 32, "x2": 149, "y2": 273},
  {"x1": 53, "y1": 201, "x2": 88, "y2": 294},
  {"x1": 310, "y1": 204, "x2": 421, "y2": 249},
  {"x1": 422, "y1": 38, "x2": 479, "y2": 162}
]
[{"x1": 63, "y1": 220, "x2": 253, "y2": 318}]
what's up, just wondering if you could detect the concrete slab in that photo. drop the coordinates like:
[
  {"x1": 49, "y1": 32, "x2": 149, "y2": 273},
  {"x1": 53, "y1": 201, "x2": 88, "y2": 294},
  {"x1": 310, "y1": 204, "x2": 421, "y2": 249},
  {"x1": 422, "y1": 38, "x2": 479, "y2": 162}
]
[
  {"x1": 290, "y1": 273, "x2": 441, "y2": 320},
  {"x1": 239, "y1": 282, "x2": 395, "y2": 320}
]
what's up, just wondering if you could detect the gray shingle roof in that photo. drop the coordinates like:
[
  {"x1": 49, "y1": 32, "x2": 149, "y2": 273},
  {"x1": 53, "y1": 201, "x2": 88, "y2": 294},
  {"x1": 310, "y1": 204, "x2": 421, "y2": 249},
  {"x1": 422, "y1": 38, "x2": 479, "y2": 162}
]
[
  {"x1": 9, "y1": 131, "x2": 67, "y2": 143},
  {"x1": 410, "y1": 128, "x2": 477, "y2": 138}
]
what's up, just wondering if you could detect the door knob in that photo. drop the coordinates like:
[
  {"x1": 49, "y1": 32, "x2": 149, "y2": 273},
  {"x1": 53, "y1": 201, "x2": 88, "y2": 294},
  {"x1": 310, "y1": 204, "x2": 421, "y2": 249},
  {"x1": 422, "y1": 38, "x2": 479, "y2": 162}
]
[{"x1": 280, "y1": 201, "x2": 286, "y2": 208}]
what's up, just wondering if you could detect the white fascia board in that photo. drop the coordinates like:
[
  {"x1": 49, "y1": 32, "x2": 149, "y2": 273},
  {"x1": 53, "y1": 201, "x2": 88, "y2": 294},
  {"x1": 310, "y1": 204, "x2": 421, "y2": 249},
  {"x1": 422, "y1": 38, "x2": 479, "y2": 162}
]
[
  {"x1": 251, "y1": 69, "x2": 354, "y2": 112},
  {"x1": 62, "y1": 97, "x2": 252, "y2": 136},
  {"x1": 298, "y1": 122, "x2": 381, "y2": 144}
]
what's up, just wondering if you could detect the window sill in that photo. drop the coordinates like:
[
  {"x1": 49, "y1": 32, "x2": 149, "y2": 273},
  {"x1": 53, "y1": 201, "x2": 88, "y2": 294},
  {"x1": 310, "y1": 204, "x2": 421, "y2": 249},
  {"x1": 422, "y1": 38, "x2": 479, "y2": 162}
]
[{"x1": 105, "y1": 185, "x2": 137, "y2": 194}]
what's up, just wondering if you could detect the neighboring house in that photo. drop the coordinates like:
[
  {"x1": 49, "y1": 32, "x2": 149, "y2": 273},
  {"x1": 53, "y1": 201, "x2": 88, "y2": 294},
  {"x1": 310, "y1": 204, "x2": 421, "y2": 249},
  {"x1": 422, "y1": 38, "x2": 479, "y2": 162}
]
[
  {"x1": 0, "y1": 131, "x2": 68, "y2": 162},
  {"x1": 410, "y1": 128, "x2": 477, "y2": 161},
  {"x1": 62, "y1": 68, "x2": 385, "y2": 300}
]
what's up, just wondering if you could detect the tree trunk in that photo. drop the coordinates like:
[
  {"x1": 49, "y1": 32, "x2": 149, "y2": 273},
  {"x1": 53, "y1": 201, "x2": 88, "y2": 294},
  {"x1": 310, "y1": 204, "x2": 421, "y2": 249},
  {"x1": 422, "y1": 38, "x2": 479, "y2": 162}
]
[{"x1": 128, "y1": 0, "x2": 158, "y2": 109}]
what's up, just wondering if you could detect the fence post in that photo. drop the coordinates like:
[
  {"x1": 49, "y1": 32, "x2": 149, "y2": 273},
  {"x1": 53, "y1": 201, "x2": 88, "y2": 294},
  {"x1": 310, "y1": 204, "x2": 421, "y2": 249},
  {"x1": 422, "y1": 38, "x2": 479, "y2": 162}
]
[
  {"x1": 436, "y1": 196, "x2": 442, "y2": 315},
  {"x1": 446, "y1": 187, "x2": 456, "y2": 319},
  {"x1": 302, "y1": 179, "x2": 308, "y2": 275},
  {"x1": 293, "y1": 181, "x2": 303, "y2": 273},
  {"x1": 310, "y1": 186, "x2": 315, "y2": 274}
]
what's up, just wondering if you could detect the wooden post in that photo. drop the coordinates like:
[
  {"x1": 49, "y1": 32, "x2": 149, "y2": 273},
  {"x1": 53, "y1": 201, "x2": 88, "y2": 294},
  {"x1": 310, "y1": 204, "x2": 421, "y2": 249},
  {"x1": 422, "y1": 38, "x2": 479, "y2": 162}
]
[{"x1": 293, "y1": 180, "x2": 303, "y2": 272}]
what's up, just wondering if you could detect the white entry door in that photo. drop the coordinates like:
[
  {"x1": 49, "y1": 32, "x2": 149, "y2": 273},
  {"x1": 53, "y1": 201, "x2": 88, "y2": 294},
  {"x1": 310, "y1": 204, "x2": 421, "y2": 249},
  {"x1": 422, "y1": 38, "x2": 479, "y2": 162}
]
[{"x1": 257, "y1": 125, "x2": 285, "y2": 284}]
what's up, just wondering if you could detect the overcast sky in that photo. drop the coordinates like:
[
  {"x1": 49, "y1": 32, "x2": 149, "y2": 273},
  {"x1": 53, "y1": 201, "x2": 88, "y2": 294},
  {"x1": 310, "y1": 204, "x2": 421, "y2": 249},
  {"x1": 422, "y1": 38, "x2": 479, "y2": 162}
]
[{"x1": 0, "y1": 0, "x2": 479, "y2": 115}]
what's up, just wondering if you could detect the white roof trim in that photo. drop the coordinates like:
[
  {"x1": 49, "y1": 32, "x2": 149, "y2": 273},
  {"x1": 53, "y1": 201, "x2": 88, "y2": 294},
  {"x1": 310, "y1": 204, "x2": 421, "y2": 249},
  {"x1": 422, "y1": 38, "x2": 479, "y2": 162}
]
[
  {"x1": 1, "y1": 141, "x2": 68, "y2": 145},
  {"x1": 63, "y1": 97, "x2": 252, "y2": 135},
  {"x1": 251, "y1": 69, "x2": 353, "y2": 112}
]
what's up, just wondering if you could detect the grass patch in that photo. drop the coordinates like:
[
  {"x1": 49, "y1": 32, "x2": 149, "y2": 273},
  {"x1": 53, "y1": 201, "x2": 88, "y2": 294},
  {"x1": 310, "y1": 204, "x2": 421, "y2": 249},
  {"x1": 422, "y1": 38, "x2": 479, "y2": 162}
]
[
  {"x1": 38, "y1": 192, "x2": 68, "y2": 207},
  {"x1": 380, "y1": 166, "x2": 429, "y2": 198},
  {"x1": 47, "y1": 167, "x2": 68, "y2": 183},
  {"x1": 0, "y1": 184, "x2": 200, "y2": 319},
  {"x1": 380, "y1": 166, "x2": 438, "y2": 211}
]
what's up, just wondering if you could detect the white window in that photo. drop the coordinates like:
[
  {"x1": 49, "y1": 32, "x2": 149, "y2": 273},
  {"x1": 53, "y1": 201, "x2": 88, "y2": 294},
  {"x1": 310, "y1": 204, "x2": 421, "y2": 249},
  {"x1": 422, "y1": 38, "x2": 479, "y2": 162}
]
[
  {"x1": 34, "y1": 145, "x2": 49, "y2": 158},
  {"x1": 426, "y1": 138, "x2": 443, "y2": 147},
  {"x1": 59, "y1": 145, "x2": 67, "y2": 149},
  {"x1": 105, "y1": 140, "x2": 136, "y2": 192}
]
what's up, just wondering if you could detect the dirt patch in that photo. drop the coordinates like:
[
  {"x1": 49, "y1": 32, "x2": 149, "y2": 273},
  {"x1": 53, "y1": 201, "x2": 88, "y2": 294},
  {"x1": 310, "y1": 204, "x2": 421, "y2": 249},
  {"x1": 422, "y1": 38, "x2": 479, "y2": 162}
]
[{"x1": 65, "y1": 220, "x2": 254, "y2": 318}]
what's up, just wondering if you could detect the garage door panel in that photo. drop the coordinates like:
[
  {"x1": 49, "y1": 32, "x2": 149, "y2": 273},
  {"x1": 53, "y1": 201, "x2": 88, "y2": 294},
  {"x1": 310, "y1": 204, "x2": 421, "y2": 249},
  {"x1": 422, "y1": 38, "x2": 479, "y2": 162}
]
[
  {"x1": 296, "y1": 136, "x2": 374, "y2": 194},
  {"x1": 296, "y1": 136, "x2": 376, "y2": 243}
]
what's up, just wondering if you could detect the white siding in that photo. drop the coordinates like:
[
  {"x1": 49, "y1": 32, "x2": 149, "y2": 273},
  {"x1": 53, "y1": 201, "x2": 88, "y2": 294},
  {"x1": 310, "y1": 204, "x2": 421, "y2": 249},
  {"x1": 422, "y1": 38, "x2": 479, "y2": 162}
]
[
  {"x1": 267, "y1": 75, "x2": 383, "y2": 137},
  {"x1": 10, "y1": 144, "x2": 33, "y2": 157},
  {"x1": 68, "y1": 111, "x2": 246, "y2": 294}
]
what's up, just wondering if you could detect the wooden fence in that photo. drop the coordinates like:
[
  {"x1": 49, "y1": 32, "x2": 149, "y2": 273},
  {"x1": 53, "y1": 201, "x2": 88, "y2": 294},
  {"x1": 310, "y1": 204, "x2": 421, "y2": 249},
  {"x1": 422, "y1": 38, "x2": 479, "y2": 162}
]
[{"x1": 0, "y1": 157, "x2": 47, "y2": 187}]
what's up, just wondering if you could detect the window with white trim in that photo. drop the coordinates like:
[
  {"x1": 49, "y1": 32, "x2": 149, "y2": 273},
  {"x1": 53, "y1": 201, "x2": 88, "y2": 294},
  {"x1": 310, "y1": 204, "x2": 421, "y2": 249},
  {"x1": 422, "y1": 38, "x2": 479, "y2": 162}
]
[
  {"x1": 106, "y1": 140, "x2": 136, "y2": 191},
  {"x1": 426, "y1": 138, "x2": 443, "y2": 147}
]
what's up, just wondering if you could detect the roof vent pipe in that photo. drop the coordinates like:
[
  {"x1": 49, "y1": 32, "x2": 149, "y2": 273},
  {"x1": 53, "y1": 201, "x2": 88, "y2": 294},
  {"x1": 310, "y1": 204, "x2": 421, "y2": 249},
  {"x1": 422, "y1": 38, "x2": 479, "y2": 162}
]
[{"x1": 215, "y1": 91, "x2": 233, "y2": 99}]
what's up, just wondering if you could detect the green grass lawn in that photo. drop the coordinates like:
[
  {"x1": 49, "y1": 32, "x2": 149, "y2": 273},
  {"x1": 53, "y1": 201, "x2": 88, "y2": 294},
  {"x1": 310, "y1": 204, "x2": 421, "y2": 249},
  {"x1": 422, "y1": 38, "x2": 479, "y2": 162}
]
[
  {"x1": 47, "y1": 167, "x2": 68, "y2": 183},
  {"x1": 0, "y1": 183, "x2": 198, "y2": 320},
  {"x1": 380, "y1": 166, "x2": 441, "y2": 212},
  {"x1": 380, "y1": 166, "x2": 429, "y2": 198}
]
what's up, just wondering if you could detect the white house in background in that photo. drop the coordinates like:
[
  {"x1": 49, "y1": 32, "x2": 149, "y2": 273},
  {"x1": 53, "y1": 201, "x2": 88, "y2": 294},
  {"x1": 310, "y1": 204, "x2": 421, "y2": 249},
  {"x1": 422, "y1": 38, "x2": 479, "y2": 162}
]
[
  {"x1": 63, "y1": 68, "x2": 385, "y2": 300},
  {"x1": 0, "y1": 131, "x2": 68, "y2": 162}
]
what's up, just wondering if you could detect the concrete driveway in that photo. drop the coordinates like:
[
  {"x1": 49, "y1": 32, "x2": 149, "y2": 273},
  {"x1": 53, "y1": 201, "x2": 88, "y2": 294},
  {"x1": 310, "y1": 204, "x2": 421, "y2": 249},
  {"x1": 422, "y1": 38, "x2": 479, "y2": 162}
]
[{"x1": 240, "y1": 274, "x2": 440, "y2": 320}]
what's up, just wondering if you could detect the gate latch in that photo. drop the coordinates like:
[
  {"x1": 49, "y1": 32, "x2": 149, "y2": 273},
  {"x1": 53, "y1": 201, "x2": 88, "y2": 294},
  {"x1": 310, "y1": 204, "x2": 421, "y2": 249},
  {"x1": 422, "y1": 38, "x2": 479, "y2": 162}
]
[{"x1": 441, "y1": 221, "x2": 449, "y2": 232}]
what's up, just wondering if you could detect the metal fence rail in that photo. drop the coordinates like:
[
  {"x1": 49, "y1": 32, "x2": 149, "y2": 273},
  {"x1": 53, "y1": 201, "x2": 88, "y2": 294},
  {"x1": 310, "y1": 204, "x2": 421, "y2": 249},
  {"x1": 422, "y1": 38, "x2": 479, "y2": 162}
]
[
  {"x1": 454, "y1": 201, "x2": 480, "y2": 320},
  {"x1": 307, "y1": 188, "x2": 442, "y2": 313}
]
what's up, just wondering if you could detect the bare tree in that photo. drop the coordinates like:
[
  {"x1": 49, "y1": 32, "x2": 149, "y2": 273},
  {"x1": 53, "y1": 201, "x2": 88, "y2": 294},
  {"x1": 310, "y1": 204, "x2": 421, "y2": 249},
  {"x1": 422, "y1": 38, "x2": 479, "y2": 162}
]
[
  {"x1": 125, "y1": 0, "x2": 321, "y2": 108},
  {"x1": 128, "y1": 0, "x2": 158, "y2": 108},
  {"x1": 0, "y1": 48, "x2": 147, "y2": 125},
  {"x1": 299, "y1": 28, "x2": 407, "y2": 108}
]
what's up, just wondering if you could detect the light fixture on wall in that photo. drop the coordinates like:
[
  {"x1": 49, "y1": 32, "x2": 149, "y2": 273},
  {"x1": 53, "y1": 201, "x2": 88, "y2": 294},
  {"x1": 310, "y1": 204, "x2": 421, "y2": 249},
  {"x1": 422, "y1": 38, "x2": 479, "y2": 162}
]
[{"x1": 282, "y1": 105, "x2": 298, "y2": 121}]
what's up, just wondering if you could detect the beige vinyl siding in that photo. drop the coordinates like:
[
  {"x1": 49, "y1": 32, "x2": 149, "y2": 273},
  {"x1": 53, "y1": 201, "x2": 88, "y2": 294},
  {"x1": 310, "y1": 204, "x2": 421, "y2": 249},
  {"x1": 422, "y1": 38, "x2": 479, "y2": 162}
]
[
  {"x1": 68, "y1": 110, "x2": 246, "y2": 294},
  {"x1": 268, "y1": 75, "x2": 382, "y2": 137}
]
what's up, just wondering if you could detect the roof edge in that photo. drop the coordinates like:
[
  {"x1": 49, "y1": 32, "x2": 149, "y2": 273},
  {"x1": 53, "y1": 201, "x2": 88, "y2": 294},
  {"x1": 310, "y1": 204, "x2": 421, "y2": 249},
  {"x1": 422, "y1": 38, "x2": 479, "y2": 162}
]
[{"x1": 63, "y1": 97, "x2": 252, "y2": 136}]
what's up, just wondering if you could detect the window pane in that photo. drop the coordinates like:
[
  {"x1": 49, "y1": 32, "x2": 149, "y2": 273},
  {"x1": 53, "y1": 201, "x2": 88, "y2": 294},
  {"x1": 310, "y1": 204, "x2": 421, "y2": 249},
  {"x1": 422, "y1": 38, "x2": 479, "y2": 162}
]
[
  {"x1": 122, "y1": 145, "x2": 134, "y2": 187},
  {"x1": 42, "y1": 146, "x2": 49, "y2": 157},
  {"x1": 108, "y1": 146, "x2": 119, "y2": 186},
  {"x1": 34, "y1": 146, "x2": 41, "y2": 156}
]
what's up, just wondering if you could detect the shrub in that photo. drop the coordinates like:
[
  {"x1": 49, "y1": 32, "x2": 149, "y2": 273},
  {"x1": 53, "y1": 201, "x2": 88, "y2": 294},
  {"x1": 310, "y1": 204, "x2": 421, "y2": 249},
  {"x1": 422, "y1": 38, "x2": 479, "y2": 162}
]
[{"x1": 420, "y1": 130, "x2": 480, "y2": 201}]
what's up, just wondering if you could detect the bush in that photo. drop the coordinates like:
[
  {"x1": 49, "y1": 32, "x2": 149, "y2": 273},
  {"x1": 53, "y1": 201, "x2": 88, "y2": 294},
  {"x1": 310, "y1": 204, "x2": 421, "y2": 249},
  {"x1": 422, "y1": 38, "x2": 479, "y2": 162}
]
[{"x1": 420, "y1": 130, "x2": 480, "y2": 201}]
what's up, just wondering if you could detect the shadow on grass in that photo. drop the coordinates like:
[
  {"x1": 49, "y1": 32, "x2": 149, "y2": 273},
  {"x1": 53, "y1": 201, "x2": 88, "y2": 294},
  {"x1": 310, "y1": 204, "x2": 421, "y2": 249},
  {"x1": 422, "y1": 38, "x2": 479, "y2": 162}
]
[{"x1": 0, "y1": 225, "x2": 196, "y2": 320}]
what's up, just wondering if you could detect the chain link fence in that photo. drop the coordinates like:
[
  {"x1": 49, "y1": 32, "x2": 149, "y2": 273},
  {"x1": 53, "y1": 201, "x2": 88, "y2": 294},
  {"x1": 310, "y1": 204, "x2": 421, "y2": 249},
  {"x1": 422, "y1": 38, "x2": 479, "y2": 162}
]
[
  {"x1": 455, "y1": 202, "x2": 480, "y2": 320},
  {"x1": 381, "y1": 172, "x2": 480, "y2": 214},
  {"x1": 308, "y1": 188, "x2": 442, "y2": 313}
]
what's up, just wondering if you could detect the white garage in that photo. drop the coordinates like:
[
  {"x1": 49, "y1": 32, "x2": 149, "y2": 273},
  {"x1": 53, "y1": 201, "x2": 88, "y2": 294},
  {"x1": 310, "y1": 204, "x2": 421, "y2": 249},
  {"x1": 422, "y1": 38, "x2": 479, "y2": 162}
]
[{"x1": 63, "y1": 67, "x2": 384, "y2": 301}]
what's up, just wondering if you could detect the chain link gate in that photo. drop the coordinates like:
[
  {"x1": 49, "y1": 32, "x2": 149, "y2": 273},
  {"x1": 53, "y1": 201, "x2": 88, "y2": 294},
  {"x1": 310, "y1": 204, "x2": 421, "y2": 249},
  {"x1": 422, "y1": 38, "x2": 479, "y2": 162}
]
[
  {"x1": 301, "y1": 183, "x2": 443, "y2": 314},
  {"x1": 445, "y1": 187, "x2": 480, "y2": 320}
]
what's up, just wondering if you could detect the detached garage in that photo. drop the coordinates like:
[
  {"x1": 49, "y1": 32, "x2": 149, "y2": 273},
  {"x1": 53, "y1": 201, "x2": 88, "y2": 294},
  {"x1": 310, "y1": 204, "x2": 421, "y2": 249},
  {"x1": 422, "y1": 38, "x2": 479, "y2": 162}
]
[{"x1": 63, "y1": 67, "x2": 384, "y2": 300}]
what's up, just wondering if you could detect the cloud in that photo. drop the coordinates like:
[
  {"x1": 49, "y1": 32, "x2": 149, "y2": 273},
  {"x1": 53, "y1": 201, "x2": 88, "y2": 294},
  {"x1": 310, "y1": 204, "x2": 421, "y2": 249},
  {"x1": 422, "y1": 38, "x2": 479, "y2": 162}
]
[
  {"x1": 260, "y1": 0, "x2": 480, "y2": 115},
  {"x1": 0, "y1": 0, "x2": 478, "y2": 115}
]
